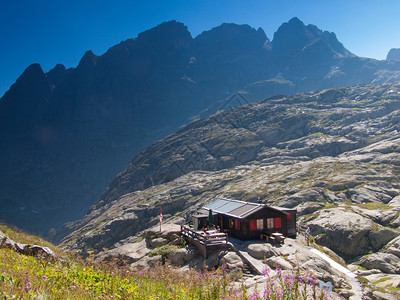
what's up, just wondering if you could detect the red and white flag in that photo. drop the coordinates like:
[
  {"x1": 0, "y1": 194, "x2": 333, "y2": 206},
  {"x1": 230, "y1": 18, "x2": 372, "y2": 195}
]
[{"x1": 159, "y1": 205, "x2": 163, "y2": 223}]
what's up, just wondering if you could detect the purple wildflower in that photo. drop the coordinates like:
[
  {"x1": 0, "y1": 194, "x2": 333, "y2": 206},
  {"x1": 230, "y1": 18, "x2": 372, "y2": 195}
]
[
  {"x1": 24, "y1": 282, "x2": 32, "y2": 291},
  {"x1": 41, "y1": 275, "x2": 47, "y2": 280}
]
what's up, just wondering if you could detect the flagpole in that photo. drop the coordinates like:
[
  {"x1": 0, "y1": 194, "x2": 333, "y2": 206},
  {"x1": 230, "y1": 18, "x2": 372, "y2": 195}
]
[{"x1": 159, "y1": 205, "x2": 162, "y2": 232}]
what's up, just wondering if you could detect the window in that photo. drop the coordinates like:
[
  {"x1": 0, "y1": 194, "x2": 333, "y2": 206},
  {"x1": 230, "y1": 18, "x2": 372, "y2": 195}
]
[
  {"x1": 287, "y1": 212, "x2": 292, "y2": 220},
  {"x1": 274, "y1": 217, "x2": 282, "y2": 229},
  {"x1": 257, "y1": 219, "x2": 264, "y2": 230},
  {"x1": 235, "y1": 219, "x2": 241, "y2": 230},
  {"x1": 250, "y1": 219, "x2": 264, "y2": 231},
  {"x1": 267, "y1": 218, "x2": 274, "y2": 229},
  {"x1": 229, "y1": 219, "x2": 234, "y2": 229}
]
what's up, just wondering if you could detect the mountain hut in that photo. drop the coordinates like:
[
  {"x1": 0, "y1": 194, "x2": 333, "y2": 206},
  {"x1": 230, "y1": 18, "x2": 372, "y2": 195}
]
[{"x1": 191, "y1": 198, "x2": 296, "y2": 241}]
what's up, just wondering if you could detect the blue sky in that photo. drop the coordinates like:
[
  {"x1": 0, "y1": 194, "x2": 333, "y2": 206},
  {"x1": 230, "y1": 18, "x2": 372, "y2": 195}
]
[{"x1": 1, "y1": 0, "x2": 400, "y2": 97}]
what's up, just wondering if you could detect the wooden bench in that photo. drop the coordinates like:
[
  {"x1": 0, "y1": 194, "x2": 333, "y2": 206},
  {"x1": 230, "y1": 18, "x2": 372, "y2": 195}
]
[{"x1": 260, "y1": 233, "x2": 276, "y2": 244}]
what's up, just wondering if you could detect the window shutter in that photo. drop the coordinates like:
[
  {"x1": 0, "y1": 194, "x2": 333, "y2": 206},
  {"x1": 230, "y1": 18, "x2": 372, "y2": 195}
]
[
  {"x1": 274, "y1": 217, "x2": 282, "y2": 229},
  {"x1": 250, "y1": 220, "x2": 257, "y2": 231}
]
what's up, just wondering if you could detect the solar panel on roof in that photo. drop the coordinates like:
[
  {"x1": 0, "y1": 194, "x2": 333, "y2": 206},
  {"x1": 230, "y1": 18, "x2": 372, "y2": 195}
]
[
  {"x1": 204, "y1": 198, "x2": 230, "y2": 210},
  {"x1": 214, "y1": 201, "x2": 243, "y2": 214}
]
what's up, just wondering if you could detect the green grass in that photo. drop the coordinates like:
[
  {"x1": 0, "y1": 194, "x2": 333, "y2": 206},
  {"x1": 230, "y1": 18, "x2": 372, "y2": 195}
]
[
  {"x1": 356, "y1": 202, "x2": 390, "y2": 210},
  {"x1": 0, "y1": 224, "x2": 340, "y2": 300},
  {"x1": 0, "y1": 247, "x2": 237, "y2": 299}
]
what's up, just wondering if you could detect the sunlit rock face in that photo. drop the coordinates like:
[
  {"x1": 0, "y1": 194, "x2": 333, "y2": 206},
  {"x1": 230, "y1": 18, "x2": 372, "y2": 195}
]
[{"x1": 2, "y1": 18, "x2": 400, "y2": 236}]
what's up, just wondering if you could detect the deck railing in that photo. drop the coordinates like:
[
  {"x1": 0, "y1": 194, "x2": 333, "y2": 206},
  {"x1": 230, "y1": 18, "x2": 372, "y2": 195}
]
[{"x1": 181, "y1": 225, "x2": 228, "y2": 246}]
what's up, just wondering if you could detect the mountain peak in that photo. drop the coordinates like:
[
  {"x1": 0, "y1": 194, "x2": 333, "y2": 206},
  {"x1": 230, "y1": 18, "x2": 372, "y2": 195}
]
[
  {"x1": 77, "y1": 50, "x2": 98, "y2": 70},
  {"x1": 1, "y1": 63, "x2": 47, "y2": 101},
  {"x1": 196, "y1": 22, "x2": 267, "y2": 42},
  {"x1": 387, "y1": 48, "x2": 400, "y2": 61},
  {"x1": 194, "y1": 23, "x2": 268, "y2": 56},
  {"x1": 270, "y1": 17, "x2": 353, "y2": 60},
  {"x1": 288, "y1": 17, "x2": 304, "y2": 26},
  {"x1": 19, "y1": 63, "x2": 45, "y2": 81},
  {"x1": 137, "y1": 20, "x2": 193, "y2": 48}
]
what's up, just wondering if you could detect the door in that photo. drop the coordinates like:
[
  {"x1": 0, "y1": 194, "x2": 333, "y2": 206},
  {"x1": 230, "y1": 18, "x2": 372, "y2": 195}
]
[{"x1": 242, "y1": 222, "x2": 249, "y2": 240}]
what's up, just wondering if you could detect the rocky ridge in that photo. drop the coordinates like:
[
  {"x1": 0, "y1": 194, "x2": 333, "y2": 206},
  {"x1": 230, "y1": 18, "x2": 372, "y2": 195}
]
[
  {"x1": 2, "y1": 18, "x2": 400, "y2": 235},
  {"x1": 61, "y1": 82, "x2": 400, "y2": 295}
]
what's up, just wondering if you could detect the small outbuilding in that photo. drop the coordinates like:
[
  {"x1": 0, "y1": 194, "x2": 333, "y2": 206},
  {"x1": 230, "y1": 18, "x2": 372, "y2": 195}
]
[{"x1": 191, "y1": 198, "x2": 296, "y2": 241}]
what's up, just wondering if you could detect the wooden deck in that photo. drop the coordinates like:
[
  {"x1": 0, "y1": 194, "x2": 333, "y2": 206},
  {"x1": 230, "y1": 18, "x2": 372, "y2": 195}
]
[{"x1": 181, "y1": 224, "x2": 228, "y2": 253}]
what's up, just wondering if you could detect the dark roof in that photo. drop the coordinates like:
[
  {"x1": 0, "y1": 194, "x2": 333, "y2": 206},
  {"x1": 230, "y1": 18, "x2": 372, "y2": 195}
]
[
  {"x1": 203, "y1": 198, "x2": 265, "y2": 219},
  {"x1": 193, "y1": 208, "x2": 218, "y2": 218},
  {"x1": 202, "y1": 198, "x2": 291, "y2": 219}
]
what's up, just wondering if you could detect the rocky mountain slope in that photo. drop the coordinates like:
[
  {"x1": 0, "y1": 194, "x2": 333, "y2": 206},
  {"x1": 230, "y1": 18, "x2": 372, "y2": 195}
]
[
  {"x1": 2, "y1": 18, "x2": 400, "y2": 235},
  {"x1": 387, "y1": 48, "x2": 400, "y2": 61},
  {"x1": 62, "y1": 82, "x2": 400, "y2": 294}
]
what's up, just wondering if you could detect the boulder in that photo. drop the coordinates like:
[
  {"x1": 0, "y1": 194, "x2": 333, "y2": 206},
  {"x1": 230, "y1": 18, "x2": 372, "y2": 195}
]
[
  {"x1": 300, "y1": 256, "x2": 334, "y2": 275},
  {"x1": 368, "y1": 227, "x2": 399, "y2": 252},
  {"x1": 23, "y1": 245, "x2": 55, "y2": 258},
  {"x1": 160, "y1": 225, "x2": 181, "y2": 240},
  {"x1": 99, "y1": 239, "x2": 150, "y2": 264},
  {"x1": 266, "y1": 256, "x2": 293, "y2": 270},
  {"x1": 0, "y1": 236, "x2": 15, "y2": 249},
  {"x1": 295, "y1": 201, "x2": 325, "y2": 215},
  {"x1": 14, "y1": 243, "x2": 27, "y2": 253},
  {"x1": 130, "y1": 255, "x2": 163, "y2": 270},
  {"x1": 204, "y1": 250, "x2": 222, "y2": 270},
  {"x1": 0, "y1": 231, "x2": 55, "y2": 258},
  {"x1": 150, "y1": 237, "x2": 169, "y2": 248},
  {"x1": 379, "y1": 208, "x2": 400, "y2": 226},
  {"x1": 144, "y1": 224, "x2": 181, "y2": 240},
  {"x1": 356, "y1": 253, "x2": 400, "y2": 274},
  {"x1": 354, "y1": 269, "x2": 382, "y2": 276},
  {"x1": 337, "y1": 289, "x2": 353, "y2": 299},
  {"x1": 246, "y1": 243, "x2": 277, "y2": 259},
  {"x1": 390, "y1": 215, "x2": 400, "y2": 228},
  {"x1": 348, "y1": 185, "x2": 392, "y2": 204},
  {"x1": 167, "y1": 246, "x2": 198, "y2": 266},
  {"x1": 388, "y1": 196, "x2": 400, "y2": 207},
  {"x1": 309, "y1": 207, "x2": 397, "y2": 257},
  {"x1": 386, "y1": 236, "x2": 400, "y2": 258},
  {"x1": 221, "y1": 251, "x2": 244, "y2": 272},
  {"x1": 170, "y1": 237, "x2": 182, "y2": 246},
  {"x1": 372, "y1": 290, "x2": 399, "y2": 300},
  {"x1": 364, "y1": 273, "x2": 400, "y2": 289}
]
